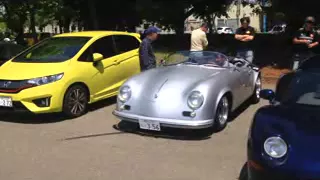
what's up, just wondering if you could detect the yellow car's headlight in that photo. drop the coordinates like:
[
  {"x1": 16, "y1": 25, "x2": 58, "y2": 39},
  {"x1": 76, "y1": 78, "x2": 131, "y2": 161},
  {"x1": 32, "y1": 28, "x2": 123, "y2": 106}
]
[{"x1": 27, "y1": 73, "x2": 64, "y2": 86}]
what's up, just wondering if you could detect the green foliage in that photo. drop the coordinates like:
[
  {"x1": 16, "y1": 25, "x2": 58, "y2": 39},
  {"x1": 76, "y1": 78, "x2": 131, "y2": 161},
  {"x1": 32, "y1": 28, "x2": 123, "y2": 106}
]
[
  {"x1": 5, "y1": 0, "x2": 318, "y2": 36},
  {"x1": 136, "y1": 0, "x2": 194, "y2": 33},
  {"x1": 0, "y1": 0, "x2": 28, "y2": 32}
]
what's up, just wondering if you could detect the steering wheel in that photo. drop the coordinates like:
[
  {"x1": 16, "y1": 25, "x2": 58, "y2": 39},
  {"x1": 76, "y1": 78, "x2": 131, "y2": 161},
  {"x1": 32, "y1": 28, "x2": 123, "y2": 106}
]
[{"x1": 230, "y1": 59, "x2": 244, "y2": 67}]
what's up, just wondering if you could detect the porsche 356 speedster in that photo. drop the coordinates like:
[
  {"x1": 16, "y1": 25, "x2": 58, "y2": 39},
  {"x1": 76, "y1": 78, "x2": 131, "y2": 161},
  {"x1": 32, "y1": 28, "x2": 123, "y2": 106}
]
[{"x1": 113, "y1": 51, "x2": 261, "y2": 132}]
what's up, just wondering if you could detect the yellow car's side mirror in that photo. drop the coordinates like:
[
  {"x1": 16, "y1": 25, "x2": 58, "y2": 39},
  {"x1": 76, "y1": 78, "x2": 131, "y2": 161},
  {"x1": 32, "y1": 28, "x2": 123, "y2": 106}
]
[
  {"x1": 93, "y1": 53, "x2": 103, "y2": 62},
  {"x1": 26, "y1": 53, "x2": 32, "y2": 59}
]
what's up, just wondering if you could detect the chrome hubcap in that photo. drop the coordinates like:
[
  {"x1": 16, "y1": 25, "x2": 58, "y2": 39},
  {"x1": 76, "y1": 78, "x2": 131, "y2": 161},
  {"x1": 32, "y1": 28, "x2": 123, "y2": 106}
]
[
  {"x1": 255, "y1": 78, "x2": 262, "y2": 99},
  {"x1": 68, "y1": 89, "x2": 87, "y2": 115},
  {"x1": 217, "y1": 97, "x2": 229, "y2": 125}
]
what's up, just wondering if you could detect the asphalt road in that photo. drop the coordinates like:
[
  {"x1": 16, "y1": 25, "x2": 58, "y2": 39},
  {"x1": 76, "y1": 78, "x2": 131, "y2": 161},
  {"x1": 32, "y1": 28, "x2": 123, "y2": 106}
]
[{"x1": 0, "y1": 84, "x2": 274, "y2": 180}]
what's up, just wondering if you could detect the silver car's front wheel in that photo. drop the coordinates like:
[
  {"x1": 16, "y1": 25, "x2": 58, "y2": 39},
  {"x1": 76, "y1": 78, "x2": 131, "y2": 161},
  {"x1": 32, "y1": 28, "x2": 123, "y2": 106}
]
[
  {"x1": 213, "y1": 96, "x2": 229, "y2": 131},
  {"x1": 251, "y1": 75, "x2": 261, "y2": 104}
]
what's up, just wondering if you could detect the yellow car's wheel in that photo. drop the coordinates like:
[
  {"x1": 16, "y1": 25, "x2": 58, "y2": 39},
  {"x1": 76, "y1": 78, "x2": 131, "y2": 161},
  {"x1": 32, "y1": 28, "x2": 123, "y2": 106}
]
[{"x1": 62, "y1": 84, "x2": 89, "y2": 118}]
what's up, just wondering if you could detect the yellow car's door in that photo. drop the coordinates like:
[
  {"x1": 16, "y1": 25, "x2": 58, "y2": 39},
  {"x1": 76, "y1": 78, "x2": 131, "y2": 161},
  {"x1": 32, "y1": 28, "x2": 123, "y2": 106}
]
[
  {"x1": 112, "y1": 34, "x2": 141, "y2": 82},
  {"x1": 77, "y1": 35, "x2": 122, "y2": 101}
]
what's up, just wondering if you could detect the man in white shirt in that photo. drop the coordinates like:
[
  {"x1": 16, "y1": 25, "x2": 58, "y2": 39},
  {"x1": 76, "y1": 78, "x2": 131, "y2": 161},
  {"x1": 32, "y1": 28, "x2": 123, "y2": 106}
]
[{"x1": 190, "y1": 23, "x2": 209, "y2": 52}]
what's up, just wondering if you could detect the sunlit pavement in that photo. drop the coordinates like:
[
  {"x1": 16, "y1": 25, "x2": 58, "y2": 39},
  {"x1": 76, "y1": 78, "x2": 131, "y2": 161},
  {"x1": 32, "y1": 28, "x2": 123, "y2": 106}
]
[{"x1": 0, "y1": 84, "x2": 274, "y2": 180}]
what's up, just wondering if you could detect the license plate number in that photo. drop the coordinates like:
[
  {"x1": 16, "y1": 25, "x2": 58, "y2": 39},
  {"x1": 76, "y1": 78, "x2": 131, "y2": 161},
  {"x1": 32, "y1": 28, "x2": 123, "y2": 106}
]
[
  {"x1": 0, "y1": 96, "x2": 12, "y2": 107},
  {"x1": 138, "y1": 119, "x2": 161, "y2": 131}
]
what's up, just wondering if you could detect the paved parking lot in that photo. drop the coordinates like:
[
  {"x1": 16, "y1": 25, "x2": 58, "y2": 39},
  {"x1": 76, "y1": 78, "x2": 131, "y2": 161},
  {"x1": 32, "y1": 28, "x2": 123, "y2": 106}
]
[{"x1": 0, "y1": 84, "x2": 273, "y2": 180}]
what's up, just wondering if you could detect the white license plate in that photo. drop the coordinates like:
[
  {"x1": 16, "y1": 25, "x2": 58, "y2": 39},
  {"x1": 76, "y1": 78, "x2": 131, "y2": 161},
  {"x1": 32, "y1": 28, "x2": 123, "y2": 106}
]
[
  {"x1": 0, "y1": 96, "x2": 12, "y2": 107},
  {"x1": 138, "y1": 119, "x2": 161, "y2": 131}
]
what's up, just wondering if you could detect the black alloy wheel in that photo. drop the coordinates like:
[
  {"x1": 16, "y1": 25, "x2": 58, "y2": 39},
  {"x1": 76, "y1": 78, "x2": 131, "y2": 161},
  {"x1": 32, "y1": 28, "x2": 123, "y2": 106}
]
[{"x1": 63, "y1": 85, "x2": 89, "y2": 118}]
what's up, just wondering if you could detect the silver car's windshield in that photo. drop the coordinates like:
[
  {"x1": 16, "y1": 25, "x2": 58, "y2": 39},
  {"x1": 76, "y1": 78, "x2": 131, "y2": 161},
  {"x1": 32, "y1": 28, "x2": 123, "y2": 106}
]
[
  {"x1": 280, "y1": 72, "x2": 320, "y2": 106},
  {"x1": 165, "y1": 51, "x2": 228, "y2": 68}
]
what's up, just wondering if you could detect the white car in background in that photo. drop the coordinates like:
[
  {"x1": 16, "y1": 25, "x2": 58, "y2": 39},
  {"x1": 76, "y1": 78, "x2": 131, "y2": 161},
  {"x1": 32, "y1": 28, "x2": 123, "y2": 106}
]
[
  {"x1": 217, "y1": 27, "x2": 234, "y2": 34},
  {"x1": 268, "y1": 24, "x2": 286, "y2": 34}
]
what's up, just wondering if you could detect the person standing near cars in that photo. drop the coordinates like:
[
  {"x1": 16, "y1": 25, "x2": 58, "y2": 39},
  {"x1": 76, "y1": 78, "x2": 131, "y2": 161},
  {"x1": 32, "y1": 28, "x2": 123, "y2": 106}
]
[
  {"x1": 190, "y1": 23, "x2": 209, "y2": 51},
  {"x1": 139, "y1": 26, "x2": 161, "y2": 71},
  {"x1": 292, "y1": 16, "x2": 319, "y2": 70},
  {"x1": 234, "y1": 17, "x2": 255, "y2": 63}
]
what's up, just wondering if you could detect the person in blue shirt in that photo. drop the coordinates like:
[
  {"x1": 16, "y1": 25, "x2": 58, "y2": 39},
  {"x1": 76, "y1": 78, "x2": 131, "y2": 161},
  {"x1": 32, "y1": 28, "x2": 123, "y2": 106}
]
[{"x1": 139, "y1": 26, "x2": 161, "y2": 71}]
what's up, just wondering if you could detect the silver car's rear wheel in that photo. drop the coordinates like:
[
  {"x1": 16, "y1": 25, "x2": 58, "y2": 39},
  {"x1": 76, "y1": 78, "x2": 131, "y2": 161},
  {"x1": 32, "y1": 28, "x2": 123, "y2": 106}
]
[{"x1": 213, "y1": 96, "x2": 229, "y2": 131}]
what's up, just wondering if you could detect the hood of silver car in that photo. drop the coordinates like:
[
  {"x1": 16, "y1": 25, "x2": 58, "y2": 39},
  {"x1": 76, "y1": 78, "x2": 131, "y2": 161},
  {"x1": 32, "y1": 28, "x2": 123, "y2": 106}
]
[{"x1": 134, "y1": 65, "x2": 224, "y2": 100}]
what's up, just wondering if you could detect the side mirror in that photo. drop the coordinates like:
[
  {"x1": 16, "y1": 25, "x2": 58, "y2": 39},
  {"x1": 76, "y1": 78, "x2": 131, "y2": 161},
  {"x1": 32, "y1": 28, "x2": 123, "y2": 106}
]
[
  {"x1": 260, "y1": 89, "x2": 275, "y2": 101},
  {"x1": 93, "y1": 53, "x2": 103, "y2": 62},
  {"x1": 26, "y1": 53, "x2": 32, "y2": 59}
]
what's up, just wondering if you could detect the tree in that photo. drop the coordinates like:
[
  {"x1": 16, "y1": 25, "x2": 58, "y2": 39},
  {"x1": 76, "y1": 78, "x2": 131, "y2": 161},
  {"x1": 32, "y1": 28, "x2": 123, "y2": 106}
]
[
  {"x1": 136, "y1": 0, "x2": 195, "y2": 34},
  {"x1": 136, "y1": 0, "x2": 233, "y2": 34},
  {"x1": 0, "y1": 0, "x2": 28, "y2": 35},
  {"x1": 192, "y1": 0, "x2": 231, "y2": 33},
  {"x1": 256, "y1": 0, "x2": 320, "y2": 32}
]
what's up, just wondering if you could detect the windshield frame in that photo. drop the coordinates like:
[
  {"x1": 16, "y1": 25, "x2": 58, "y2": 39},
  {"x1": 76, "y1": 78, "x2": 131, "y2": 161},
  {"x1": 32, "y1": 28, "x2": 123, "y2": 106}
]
[
  {"x1": 12, "y1": 36, "x2": 92, "y2": 63},
  {"x1": 163, "y1": 50, "x2": 231, "y2": 68},
  {"x1": 276, "y1": 71, "x2": 320, "y2": 107}
]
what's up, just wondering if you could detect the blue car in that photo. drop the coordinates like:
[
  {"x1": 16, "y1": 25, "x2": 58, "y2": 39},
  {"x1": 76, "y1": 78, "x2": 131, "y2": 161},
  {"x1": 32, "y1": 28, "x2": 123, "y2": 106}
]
[{"x1": 244, "y1": 55, "x2": 320, "y2": 180}]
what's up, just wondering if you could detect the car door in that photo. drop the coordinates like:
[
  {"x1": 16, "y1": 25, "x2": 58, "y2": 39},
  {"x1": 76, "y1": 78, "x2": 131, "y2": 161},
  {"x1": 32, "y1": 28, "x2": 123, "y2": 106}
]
[
  {"x1": 77, "y1": 36, "x2": 121, "y2": 101},
  {"x1": 113, "y1": 34, "x2": 141, "y2": 82},
  {"x1": 236, "y1": 62, "x2": 256, "y2": 100},
  {"x1": 229, "y1": 63, "x2": 245, "y2": 107},
  {"x1": 231, "y1": 62, "x2": 250, "y2": 105}
]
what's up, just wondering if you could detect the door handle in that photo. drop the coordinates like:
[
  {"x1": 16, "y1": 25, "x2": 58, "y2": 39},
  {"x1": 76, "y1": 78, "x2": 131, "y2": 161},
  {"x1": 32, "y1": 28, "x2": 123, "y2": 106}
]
[{"x1": 113, "y1": 60, "x2": 120, "y2": 65}]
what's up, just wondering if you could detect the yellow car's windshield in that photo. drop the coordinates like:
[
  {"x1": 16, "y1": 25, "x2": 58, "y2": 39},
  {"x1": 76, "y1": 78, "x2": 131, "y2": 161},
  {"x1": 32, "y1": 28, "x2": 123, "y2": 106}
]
[{"x1": 13, "y1": 37, "x2": 91, "y2": 63}]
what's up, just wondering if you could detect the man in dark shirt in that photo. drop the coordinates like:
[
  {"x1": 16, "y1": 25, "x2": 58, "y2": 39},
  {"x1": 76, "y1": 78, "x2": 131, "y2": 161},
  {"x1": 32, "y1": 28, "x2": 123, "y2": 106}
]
[
  {"x1": 292, "y1": 16, "x2": 319, "y2": 70},
  {"x1": 234, "y1": 17, "x2": 256, "y2": 63},
  {"x1": 139, "y1": 26, "x2": 161, "y2": 71}
]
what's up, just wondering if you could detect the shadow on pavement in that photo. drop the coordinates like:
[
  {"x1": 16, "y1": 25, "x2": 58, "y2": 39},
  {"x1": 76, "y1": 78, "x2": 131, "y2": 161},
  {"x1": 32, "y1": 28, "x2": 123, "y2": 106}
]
[
  {"x1": 62, "y1": 131, "x2": 127, "y2": 141},
  {"x1": 88, "y1": 96, "x2": 117, "y2": 111},
  {"x1": 0, "y1": 97, "x2": 117, "y2": 124},
  {"x1": 238, "y1": 162, "x2": 248, "y2": 180},
  {"x1": 229, "y1": 99, "x2": 252, "y2": 122},
  {"x1": 113, "y1": 121, "x2": 212, "y2": 141},
  {"x1": 0, "y1": 113, "x2": 67, "y2": 124}
]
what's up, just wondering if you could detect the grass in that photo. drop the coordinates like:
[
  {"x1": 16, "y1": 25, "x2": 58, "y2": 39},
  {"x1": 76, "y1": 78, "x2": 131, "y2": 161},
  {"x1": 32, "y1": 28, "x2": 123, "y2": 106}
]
[{"x1": 155, "y1": 51, "x2": 170, "y2": 64}]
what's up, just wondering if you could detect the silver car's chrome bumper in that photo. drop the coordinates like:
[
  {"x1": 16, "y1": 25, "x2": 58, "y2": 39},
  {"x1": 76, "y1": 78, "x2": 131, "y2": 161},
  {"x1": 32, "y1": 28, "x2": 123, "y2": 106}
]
[{"x1": 113, "y1": 110, "x2": 213, "y2": 129}]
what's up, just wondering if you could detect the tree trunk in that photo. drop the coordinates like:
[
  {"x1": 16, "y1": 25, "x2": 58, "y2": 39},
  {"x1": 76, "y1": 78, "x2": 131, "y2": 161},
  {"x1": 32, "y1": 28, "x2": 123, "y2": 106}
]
[
  {"x1": 212, "y1": 14, "x2": 217, "y2": 30},
  {"x1": 88, "y1": 0, "x2": 99, "y2": 29},
  {"x1": 59, "y1": 24, "x2": 63, "y2": 34},
  {"x1": 173, "y1": 19, "x2": 187, "y2": 49},
  {"x1": 206, "y1": 14, "x2": 213, "y2": 34},
  {"x1": 29, "y1": 4, "x2": 37, "y2": 43},
  {"x1": 174, "y1": 18, "x2": 185, "y2": 35},
  {"x1": 63, "y1": 18, "x2": 71, "y2": 33}
]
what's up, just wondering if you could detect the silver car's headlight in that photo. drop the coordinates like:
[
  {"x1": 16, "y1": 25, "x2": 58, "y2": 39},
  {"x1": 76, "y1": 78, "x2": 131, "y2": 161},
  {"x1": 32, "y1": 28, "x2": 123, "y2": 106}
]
[
  {"x1": 118, "y1": 85, "x2": 131, "y2": 102},
  {"x1": 187, "y1": 91, "x2": 204, "y2": 110},
  {"x1": 264, "y1": 137, "x2": 288, "y2": 158},
  {"x1": 27, "y1": 73, "x2": 64, "y2": 86}
]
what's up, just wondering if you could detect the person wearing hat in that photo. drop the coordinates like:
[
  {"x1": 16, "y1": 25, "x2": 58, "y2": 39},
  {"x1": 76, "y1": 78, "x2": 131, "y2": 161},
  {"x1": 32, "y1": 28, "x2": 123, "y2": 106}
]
[
  {"x1": 190, "y1": 23, "x2": 209, "y2": 52},
  {"x1": 292, "y1": 16, "x2": 319, "y2": 70},
  {"x1": 234, "y1": 17, "x2": 256, "y2": 63},
  {"x1": 139, "y1": 26, "x2": 161, "y2": 71}
]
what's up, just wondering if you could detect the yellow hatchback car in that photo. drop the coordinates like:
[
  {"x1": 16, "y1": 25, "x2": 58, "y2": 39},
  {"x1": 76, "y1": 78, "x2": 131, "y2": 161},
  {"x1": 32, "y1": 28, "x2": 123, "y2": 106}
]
[{"x1": 0, "y1": 31, "x2": 141, "y2": 118}]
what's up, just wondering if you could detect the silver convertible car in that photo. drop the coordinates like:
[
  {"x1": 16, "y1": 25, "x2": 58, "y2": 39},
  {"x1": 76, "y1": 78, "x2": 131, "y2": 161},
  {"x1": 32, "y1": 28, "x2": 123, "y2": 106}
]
[{"x1": 113, "y1": 51, "x2": 261, "y2": 132}]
